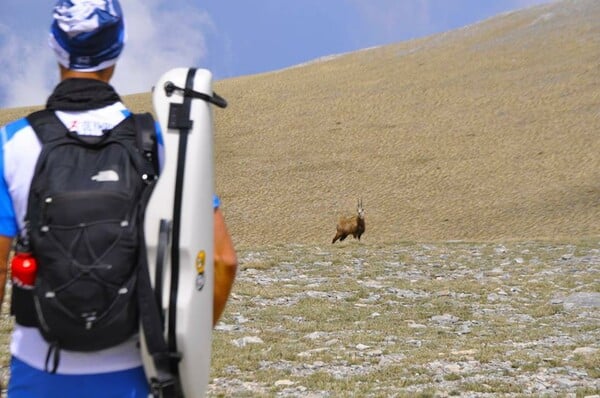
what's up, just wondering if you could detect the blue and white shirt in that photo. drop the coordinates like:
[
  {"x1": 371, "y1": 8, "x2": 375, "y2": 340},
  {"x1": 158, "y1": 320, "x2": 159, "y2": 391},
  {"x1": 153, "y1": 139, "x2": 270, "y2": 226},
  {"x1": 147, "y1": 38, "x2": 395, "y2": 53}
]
[{"x1": 0, "y1": 102, "x2": 154, "y2": 374}]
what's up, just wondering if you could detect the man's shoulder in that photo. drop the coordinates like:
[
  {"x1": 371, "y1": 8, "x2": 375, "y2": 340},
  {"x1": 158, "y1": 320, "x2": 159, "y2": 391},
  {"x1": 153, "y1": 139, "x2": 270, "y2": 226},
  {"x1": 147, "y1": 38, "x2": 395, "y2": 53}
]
[{"x1": 1, "y1": 117, "x2": 32, "y2": 141}]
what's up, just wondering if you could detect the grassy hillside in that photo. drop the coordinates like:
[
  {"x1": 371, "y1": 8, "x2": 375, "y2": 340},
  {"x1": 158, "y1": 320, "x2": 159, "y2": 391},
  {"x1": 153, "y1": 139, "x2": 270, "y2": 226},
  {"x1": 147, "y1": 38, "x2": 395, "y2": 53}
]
[{"x1": 1, "y1": 0, "x2": 598, "y2": 248}]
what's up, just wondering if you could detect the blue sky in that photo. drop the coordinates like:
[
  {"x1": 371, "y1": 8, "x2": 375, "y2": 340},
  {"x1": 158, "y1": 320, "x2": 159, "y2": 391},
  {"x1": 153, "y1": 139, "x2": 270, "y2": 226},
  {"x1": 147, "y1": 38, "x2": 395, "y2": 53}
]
[{"x1": 0, "y1": 0, "x2": 552, "y2": 109}]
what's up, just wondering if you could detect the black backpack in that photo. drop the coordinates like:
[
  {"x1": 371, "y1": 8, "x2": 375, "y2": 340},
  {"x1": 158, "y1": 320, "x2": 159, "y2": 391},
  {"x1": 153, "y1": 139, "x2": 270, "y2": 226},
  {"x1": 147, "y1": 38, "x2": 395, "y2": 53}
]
[{"x1": 11, "y1": 109, "x2": 160, "y2": 367}]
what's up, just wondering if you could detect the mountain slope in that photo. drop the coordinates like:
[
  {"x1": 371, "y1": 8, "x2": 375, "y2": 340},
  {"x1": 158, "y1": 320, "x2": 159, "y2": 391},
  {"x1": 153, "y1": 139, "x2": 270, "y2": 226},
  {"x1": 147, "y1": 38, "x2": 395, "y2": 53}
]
[
  {"x1": 1, "y1": 0, "x2": 598, "y2": 247},
  {"x1": 209, "y1": 0, "x2": 599, "y2": 247}
]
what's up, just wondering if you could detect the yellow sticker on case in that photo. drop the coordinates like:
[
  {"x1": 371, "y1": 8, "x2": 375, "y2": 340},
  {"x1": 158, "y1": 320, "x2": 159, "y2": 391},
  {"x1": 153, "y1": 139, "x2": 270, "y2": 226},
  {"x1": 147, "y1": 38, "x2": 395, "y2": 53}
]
[{"x1": 195, "y1": 250, "x2": 206, "y2": 291}]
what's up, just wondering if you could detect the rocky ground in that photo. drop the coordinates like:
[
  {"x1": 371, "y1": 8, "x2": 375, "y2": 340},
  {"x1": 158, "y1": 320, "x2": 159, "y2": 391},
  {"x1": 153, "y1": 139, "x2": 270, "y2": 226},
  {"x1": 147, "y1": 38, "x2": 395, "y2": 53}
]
[
  {"x1": 1, "y1": 240, "x2": 598, "y2": 397},
  {"x1": 207, "y1": 241, "x2": 600, "y2": 397}
]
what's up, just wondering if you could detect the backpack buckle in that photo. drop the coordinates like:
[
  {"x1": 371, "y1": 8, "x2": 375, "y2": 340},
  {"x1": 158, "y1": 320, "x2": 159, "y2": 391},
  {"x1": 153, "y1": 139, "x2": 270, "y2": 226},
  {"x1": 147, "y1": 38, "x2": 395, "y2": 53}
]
[
  {"x1": 150, "y1": 375, "x2": 180, "y2": 398},
  {"x1": 149, "y1": 352, "x2": 183, "y2": 398}
]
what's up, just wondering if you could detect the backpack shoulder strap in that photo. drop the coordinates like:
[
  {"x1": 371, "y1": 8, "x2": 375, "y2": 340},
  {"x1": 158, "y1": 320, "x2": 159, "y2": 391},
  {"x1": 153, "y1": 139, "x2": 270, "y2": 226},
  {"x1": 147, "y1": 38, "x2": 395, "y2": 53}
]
[
  {"x1": 26, "y1": 110, "x2": 69, "y2": 144},
  {"x1": 132, "y1": 112, "x2": 160, "y2": 179},
  {"x1": 131, "y1": 112, "x2": 180, "y2": 395}
]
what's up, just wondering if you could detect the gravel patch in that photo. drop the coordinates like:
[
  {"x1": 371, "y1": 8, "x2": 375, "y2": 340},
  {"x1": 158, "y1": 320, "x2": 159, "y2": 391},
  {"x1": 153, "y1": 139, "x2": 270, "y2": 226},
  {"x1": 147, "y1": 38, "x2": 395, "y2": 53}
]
[{"x1": 208, "y1": 241, "x2": 600, "y2": 397}]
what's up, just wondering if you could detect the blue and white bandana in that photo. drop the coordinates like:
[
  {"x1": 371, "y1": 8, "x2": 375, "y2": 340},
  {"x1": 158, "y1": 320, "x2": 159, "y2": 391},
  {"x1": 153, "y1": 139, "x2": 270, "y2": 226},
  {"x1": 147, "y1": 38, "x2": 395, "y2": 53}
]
[{"x1": 49, "y1": 0, "x2": 126, "y2": 72}]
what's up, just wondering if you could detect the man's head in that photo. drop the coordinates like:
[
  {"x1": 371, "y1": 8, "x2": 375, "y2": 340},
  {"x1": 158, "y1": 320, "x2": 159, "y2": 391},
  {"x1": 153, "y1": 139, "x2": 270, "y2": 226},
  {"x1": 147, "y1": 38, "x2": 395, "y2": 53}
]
[{"x1": 49, "y1": 0, "x2": 126, "y2": 75}]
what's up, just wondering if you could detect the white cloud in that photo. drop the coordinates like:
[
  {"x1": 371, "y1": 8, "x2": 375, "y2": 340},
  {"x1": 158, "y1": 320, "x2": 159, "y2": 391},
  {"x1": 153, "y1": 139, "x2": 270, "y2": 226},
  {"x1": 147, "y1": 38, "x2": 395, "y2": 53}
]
[
  {"x1": 0, "y1": 2, "x2": 214, "y2": 108},
  {"x1": 0, "y1": 24, "x2": 56, "y2": 108},
  {"x1": 112, "y1": 1, "x2": 214, "y2": 96}
]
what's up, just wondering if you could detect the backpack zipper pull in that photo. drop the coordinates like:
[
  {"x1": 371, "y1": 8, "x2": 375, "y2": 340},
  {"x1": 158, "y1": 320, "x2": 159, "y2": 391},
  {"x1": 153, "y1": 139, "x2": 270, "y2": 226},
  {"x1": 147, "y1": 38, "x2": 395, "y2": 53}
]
[{"x1": 84, "y1": 315, "x2": 97, "y2": 330}]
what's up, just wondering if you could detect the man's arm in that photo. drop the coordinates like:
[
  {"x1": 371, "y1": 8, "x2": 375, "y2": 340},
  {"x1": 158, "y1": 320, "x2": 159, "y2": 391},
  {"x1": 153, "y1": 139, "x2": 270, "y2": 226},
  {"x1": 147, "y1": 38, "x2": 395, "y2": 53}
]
[
  {"x1": 0, "y1": 236, "x2": 12, "y2": 309},
  {"x1": 212, "y1": 208, "x2": 237, "y2": 326}
]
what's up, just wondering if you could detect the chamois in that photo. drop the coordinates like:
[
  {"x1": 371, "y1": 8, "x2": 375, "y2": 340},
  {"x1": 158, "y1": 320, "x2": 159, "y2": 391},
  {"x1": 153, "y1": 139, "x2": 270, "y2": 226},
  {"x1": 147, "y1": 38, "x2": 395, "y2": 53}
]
[{"x1": 332, "y1": 199, "x2": 365, "y2": 243}]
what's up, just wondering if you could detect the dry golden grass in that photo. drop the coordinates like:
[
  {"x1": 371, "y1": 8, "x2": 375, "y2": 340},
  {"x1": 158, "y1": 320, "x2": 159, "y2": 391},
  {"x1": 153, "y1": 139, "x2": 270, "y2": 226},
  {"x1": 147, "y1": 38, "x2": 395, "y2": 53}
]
[{"x1": 1, "y1": 0, "x2": 598, "y2": 249}]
